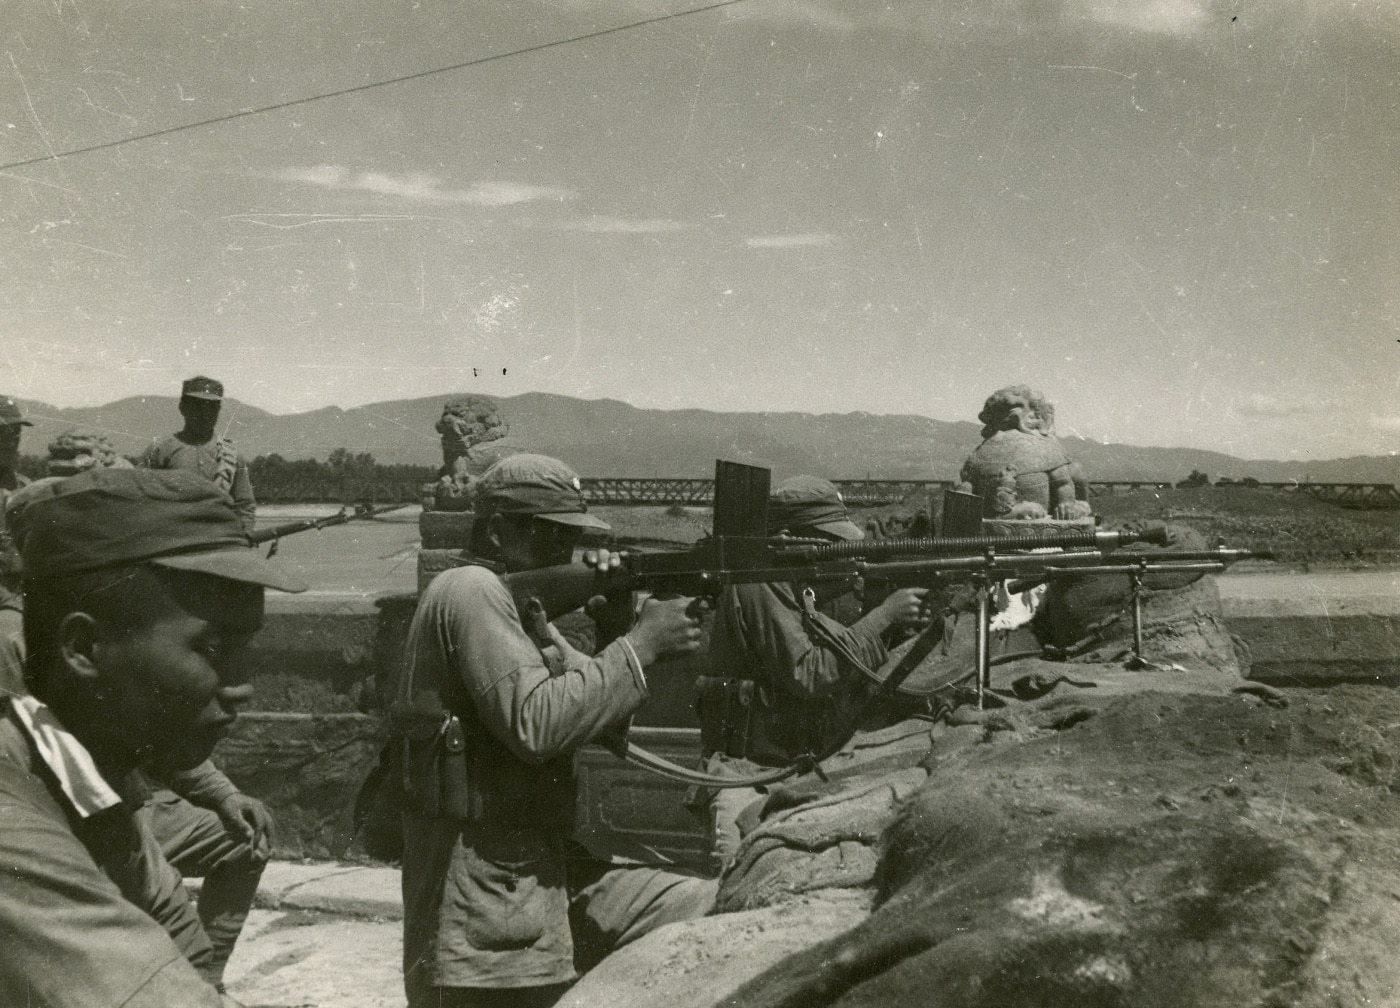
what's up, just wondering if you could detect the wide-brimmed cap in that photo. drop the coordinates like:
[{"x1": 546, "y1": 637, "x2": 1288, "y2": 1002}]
[
  {"x1": 769, "y1": 475, "x2": 864, "y2": 541},
  {"x1": 0, "y1": 396, "x2": 32, "y2": 427},
  {"x1": 18, "y1": 468, "x2": 305, "y2": 591},
  {"x1": 474, "y1": 453, "x2": 608, "y2": 530},
  {"x1": 181, "y1": 375, "x2": 224, "y2": 401}
]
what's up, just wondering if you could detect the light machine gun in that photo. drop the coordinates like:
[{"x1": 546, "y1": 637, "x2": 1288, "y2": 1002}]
[{"x1": 499, "y1": 462, "x2": 1269, "y2": 787}]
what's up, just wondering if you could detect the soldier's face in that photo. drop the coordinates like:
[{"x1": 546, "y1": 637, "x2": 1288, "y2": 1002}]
[
  {"x1": 92, "y1": 569, "x2": 263, "y2": 772},
  {"x1": 178, "y1": 397, "x2": 221, "y2": 435},
  {"x1": 492, "y1": 514, "x2": 582, "y2": 572}
]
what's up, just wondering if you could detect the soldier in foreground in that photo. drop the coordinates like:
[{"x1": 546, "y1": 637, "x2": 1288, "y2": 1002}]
[
  {"x1": 2, "y1": 439, "x2": 277, "y2": 992},
  {"x1": 141, "y1": 375, "x2": 257, "y2": 535},
  {"x1": 700, "y1": 476, "x2": 931, "y2": 868},
  {"x1": 0, "y1": 467, "x2": 306, "y2": 1007},
  {"x1": 397, "y1": 454, "x2": 716, "y2": 1008}
]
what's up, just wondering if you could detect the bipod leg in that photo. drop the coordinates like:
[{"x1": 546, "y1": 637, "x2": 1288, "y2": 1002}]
[
  {"x1": 1123, "y1": 561, "x2": 1164, "y2": 671},
  {"x1": 975, "y1": 575, "x2": 991, "y2": 709}
]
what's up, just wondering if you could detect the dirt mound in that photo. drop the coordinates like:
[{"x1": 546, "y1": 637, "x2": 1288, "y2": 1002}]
[{"x1": 724, "y1": 687, "x2": 1400, "y2": 1008}]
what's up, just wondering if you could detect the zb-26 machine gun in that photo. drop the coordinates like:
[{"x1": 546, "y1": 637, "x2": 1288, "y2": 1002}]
[{"x1": 503, "y1": 461, "x2": 1269, "y2": 787}]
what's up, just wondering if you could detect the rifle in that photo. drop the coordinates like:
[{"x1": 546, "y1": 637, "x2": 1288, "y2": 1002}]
[
  {"x1": 251, "y1": 502, "x2": 411, "y2": 555},
  {"x1": 502, "y1": 461, "x2": 1270, "y2": 710}
]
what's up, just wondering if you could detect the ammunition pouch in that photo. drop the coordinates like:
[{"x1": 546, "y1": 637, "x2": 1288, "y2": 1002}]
[
  {"x1": 389, "y1": 697, "x2": 476, "y2": 821},
  {"x1": 696, "y1": 675, "x2": 759, "y2": 759},
  {"x1": 388, "y1": 693, "x2": 575, "y2": 828}
]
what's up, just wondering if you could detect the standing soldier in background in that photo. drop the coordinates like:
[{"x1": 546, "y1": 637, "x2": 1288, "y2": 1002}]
[{"x1": 141, "y1": 376, "x2": 257, "y2": 535}]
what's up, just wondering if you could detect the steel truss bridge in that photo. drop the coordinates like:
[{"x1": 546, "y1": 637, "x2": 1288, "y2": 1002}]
[
  {"x1": 577, "y1": 478, "x2": 1400, "y2": 509},
  {"x1": 254, "y1": 477, "x2": 1400, "y2": 510}
]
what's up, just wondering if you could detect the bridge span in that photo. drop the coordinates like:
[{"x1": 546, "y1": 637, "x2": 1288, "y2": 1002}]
[{"x1": 577, "y1": 478, "x2": 1400, "y2": 509}]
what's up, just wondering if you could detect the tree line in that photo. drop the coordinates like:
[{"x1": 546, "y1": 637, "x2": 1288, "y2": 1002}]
[{"x1": 17, "y1": 449, "x2": 439, "y2": 504}]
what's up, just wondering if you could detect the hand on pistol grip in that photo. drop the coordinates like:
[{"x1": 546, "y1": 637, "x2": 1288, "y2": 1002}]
[{"x1": 627, "y1": 592, "x2": 705, "y2": 664}]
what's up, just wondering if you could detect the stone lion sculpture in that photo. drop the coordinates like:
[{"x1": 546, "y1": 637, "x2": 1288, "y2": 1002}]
[
  {"x1": 429, "y1": 396, "x2": 508, "y2": 511},
  {"x1": 956, "y1": 385, "x2": 1091, "y2": 521},
  {"x1": 46, "y1": 429, "x2": 134, "y2": 478}
]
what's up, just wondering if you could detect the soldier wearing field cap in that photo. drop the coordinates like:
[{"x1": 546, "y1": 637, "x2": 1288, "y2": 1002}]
[
  {"x1": 0, "y1": 396, "x2": 34, "y2": 668},
  {"x1": 0, "y1": 394, "x2": 32, "y2": 494},
  {"x1": 140, "y1": 376, "x2": 256, "y2": 535},
  {"x1": 397, "y1": 453, "x2": 715, "y2": 1008},
  {"x1": 699, "y1": 476, "x2": 931, "y2": 869},
  {"x1": 0, "y1": 467, "x2": 305, "y2": 1008},
  {"x1": 1, "y1": 470, "x2": 275, "y2": 995}
]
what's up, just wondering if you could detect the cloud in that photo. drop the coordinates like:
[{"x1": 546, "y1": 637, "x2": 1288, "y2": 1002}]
[
  {"x1": 275, "y1": 167, "x2": 574, "y2": 206},
  {"x1": 530, "y1": 216, "x2": 690, "y2": 234},
  {"x1": 1061, "y1": 0, "x2": 1208, "y2": 34},
  {"x1": 746, "y1": 233, "x2": 837, "y2": 249},
  {"x1": 1239, "y1": 393, "x2": 1325, "y2": 417},
  {"x1": 1369, "y1": 415, "x2": 1400, "y2": 432}
]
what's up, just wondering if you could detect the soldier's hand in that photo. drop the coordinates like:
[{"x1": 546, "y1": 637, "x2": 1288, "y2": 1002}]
[
  {"x1": 875, "y1": 587, "x2": 932, "y2": 629},
  {"x1": 580, "y1": 547, "x2": 625, "y2": 572},
  {"x1": 625, "y1": 594, "x2": 704, "y2": 665},
  {"x1": 217, "y1": 792, "x2": 274, "y2": 861}
]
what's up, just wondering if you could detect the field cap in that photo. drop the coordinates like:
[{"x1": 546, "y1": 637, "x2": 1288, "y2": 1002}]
[
  {"x1": 769, "y1": 476, "x2": 863, "y2": 541},
  {"x1": 181, "y1": 375, "x2": 224, "y2": 400},
  {"x1": 0, "y1": 396, "x2": 32, "y2": 427},
  {"x1": 19, "y1": 468, "x2": 306, "y2": 591},
  {"x1": 475, "y1": 453, "x2": 608, "y2": 530}
]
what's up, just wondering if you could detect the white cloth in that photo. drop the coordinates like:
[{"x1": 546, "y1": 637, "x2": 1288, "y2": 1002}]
[{"x1": 9, "y1": 693, "x2": 122, "y2": 818}]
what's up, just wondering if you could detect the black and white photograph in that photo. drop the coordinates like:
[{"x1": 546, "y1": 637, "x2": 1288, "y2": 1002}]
[{"x1": 1, "y1": 2, "x2": 1398, "y2": 1006}]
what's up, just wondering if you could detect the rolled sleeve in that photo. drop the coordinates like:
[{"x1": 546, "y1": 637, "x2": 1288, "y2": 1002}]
[{"x1": 410, "y1": 566, "x2": 648, "y2": 765}]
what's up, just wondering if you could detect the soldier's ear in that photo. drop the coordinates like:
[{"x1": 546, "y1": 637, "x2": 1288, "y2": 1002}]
[
  {"x1": 57, "y1": 611, "x2": 103, "y2": 685},
  {"x1": 485, "y1": 512, "x2": 509, "y2": 553}
]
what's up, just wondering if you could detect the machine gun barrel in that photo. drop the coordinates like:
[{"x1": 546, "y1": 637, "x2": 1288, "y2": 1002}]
[
  {"x1": 775, "y1": 524, "x2": 1170, "y2": 561},
  {"x1": 857, "y1": 546, "x2": 1267, "y2": 579}
]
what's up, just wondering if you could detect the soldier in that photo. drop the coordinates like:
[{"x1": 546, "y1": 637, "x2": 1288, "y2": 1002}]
[
  {"x1": 0, "y1": 395, "x2": 33, "y2": 695},
  {"x1": 397, "y1": 454, "x2": 715, "y2": 1008},
  {"x1": 0, "y1": 467, "x2": 306, "y2": 1007},
  {"x1": 3, "y1": 452, "x2": 275, "y2": 993},
  {"x1": 141, "y1": 376, "x2": 257, "y2": 535},
  {"x1": 700, "y1": 476, "x2": 931, "y2": 869}
]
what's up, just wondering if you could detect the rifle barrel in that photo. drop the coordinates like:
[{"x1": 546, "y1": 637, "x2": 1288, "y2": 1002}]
[{"x1": 248, "y1": 503, "x2": 409, "y2": 545}]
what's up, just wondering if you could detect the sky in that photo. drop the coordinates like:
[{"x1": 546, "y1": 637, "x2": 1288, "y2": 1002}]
[{"x1": 1, "y1": 0, "x2": 1396, "y2": 461}]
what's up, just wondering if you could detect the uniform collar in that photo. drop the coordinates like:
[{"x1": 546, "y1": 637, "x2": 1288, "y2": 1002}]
[{"x1": 8, "y1": 694, "x2": 123, "y2": 818}]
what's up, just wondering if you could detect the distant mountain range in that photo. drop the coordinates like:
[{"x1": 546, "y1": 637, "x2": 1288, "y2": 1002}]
[{"x1": 12, "y1": 391, "x2": 1398, "y2": 485}]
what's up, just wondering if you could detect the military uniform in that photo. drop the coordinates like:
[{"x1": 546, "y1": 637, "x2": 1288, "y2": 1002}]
[
  {"x1": 0, "y1": 466, "x2": 306, "y2": 1006},
  {"x1": 3, "y1": 470, "x2": 267, "y2": 986},
  {"x1": 140, "y1": 438, "x2": 255, "y2": 535},
  {"x1": 699, "y1": 477, "x2": 930, "y2": 869},
  {"x1": 0, "y1": 394, "x2": 32, "y2": 612},
  {"x1": 139, "y1": 376, "x2": 256, "y2": 535},
  {"x1": 0, "y1": 695, "x2": 224, "y2": 1007},
  {"x1": 398, "y1": 456, "x2": 714, "y2": 1007}
]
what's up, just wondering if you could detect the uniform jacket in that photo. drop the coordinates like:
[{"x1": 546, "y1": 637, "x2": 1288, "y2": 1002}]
[
  {"x1": 0, "y1": 697, "x2": 222, "y2": 1007},
  {"x1": 139, "y1": 436, "x2": 256, "y2": 535},
  {"x1": 397, "y1": 563, "x2": 648, "y2": 989},
  {"x1": 706, "y1": 581, "x2": 893, "y2": 766}
]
